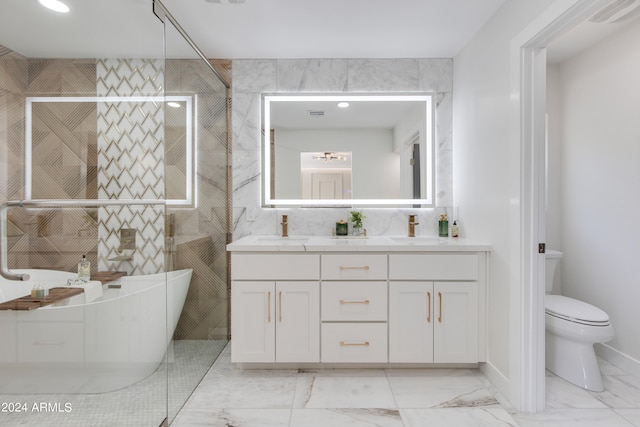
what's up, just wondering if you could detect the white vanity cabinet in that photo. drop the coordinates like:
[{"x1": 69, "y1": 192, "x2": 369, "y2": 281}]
[
  {"x1": 227, "y1": 236, "x2": 489, "y2": 367},
  {"x1": 388, "y1": 253, "x2": 482, "y2": 363},
  {"x1": 230, "y1": 254, "x2": 320, "y2": 363}
]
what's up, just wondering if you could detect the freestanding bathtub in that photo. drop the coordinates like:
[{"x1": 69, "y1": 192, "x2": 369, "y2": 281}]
[{"x1": 0, "y1": 268, "x2": 192, "y2": 393}]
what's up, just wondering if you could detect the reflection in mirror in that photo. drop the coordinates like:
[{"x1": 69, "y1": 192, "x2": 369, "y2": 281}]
[
  {"x1": 263, "y1": 94, "x2": 434, "y2": 207},
  {"x1": 298, "y1": 151, "x2": 352, "y2": 200}
]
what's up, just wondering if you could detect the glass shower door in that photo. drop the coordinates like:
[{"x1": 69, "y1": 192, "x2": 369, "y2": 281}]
[{"x1": 0, "y1": 1, "x2": 171, "y2": 426}]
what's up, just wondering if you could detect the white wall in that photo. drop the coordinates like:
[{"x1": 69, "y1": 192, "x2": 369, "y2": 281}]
[
  {"x1": 453, "y1": 0, "x2": 556, "y2": 400},
  {"x1": 546, "y1": 20, "x2": 640, "y2": 361},
  {"x1": 275, "y1": 128, "x2": 399, "y2": 199}
]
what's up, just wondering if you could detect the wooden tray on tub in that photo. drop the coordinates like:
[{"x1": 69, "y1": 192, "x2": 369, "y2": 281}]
[{"x1": 0, "y1": 287, "x2": 84, "y2": 311}]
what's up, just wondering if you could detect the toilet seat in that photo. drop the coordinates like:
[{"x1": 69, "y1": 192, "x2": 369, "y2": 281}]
[{"x1": 545, "y1": 295, "x2": 610, "y2": 326}]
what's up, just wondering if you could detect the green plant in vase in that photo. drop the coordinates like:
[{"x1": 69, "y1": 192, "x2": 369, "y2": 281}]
[{"x1": 349, "y1": 210, "x2": 366, "y2": 235}]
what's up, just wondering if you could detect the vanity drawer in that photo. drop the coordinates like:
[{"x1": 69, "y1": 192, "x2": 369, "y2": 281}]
[
  {"x1": 321, "y1": 282, "x2": 387, "y2": 321},
  {"x1": 389, "y1": 253, "x2": 478, "y2": 280},
  {"x1": 232, "y1": 253, "x2": 320, "y2": 280},
  {"x1": 321, "y1": 254, "x2": 387, "y2": 280},
  {"x1": 321, "y1": 323, "x2": 387, "y2": 363}
]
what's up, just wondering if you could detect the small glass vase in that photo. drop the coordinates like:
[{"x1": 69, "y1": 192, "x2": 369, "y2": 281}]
[
  {"x1": 352, "y1": 225, "x2": 363, "y2": 236},
  {"x1": 438, "y1": 220, "x2": 449, "y2": 237}
]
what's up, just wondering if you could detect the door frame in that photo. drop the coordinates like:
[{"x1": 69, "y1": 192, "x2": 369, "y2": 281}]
[{"x1": 511, "y1": 0, "x2": 611, "y2": 412}]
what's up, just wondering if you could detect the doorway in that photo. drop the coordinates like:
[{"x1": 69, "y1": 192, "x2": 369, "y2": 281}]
[{"x1": 514, "y1": 0, "x2": 616, "y2": 412}]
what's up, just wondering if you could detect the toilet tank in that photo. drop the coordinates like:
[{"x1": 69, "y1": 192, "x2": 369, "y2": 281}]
[{"x1": 545, "y1": 249, "x2": 563, "y2": 293}]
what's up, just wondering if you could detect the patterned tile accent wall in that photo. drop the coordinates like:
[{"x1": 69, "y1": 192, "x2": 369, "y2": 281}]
[
  {"x1": 167, "y1": 59, "x2": 230, "y2": 340},
  {"x1": 96, "y1": 58, "x2": 165, "y2": 275},
  {"x1": 0, "y1": 47, "x2": 230, "y2": 341},
  {"x1": 0, "y1": 45, "x2": 28, "y2": 268}
]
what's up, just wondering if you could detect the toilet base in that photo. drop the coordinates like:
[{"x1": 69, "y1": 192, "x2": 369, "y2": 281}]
[{"x1": 546, "y1": 332, "x2": 605, "y2": 392}]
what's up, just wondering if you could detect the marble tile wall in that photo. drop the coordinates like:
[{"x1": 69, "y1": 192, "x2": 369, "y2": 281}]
[{"x1": 232, "y1": 58, "x2": 454, "y2": 239}]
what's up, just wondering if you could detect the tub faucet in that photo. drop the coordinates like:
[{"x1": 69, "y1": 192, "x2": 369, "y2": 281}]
[
  {"x1": 281, "y1": 214, "x2": 288, "y2": 237},
  {"x1": 408, "y1": 214, "x2": 419, "y2": 237}
]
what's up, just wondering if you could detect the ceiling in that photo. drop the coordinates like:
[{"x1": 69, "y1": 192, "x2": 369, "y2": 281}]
[
  {"x1": 1, "y1": 0, "x2": 639, "y2": 64},
  {"x1": 0, "y1": 0, "x2": 507, "y2": 59}
]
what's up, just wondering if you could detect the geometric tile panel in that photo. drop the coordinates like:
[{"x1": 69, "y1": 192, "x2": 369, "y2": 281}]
[
  {"x1": 96, "y1": 58, "x2": 165, "y2": 274},
  {"x1": 166, "y1": 59, "x2": 230, "y2": 340}
]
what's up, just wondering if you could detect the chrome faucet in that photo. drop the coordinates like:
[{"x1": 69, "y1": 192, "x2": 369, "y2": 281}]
[
  {"x1": 281, "y1": 214, "x2": 288, "y2": 237},
  {"x1": 408, "y1": 214, "x2": 419, "y2": 237}
]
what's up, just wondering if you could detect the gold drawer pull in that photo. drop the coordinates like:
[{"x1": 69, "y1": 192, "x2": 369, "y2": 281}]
[
  {"x1": 279, "y1": 291, "x2": 282, "y2": 322},
  {"x1": 339, "y1": 265, "x2": 370, "y2": 270},
  {"x1": 339, "y1": 299, "x2": 370, "y2": 305},
  {"x1": 427, "y1": 291, "x2": 431, "y2": 323},
  {"x1": 340, "y1": 341, "x2": 370, "y2": 347},
  {"x1": 438, "y1": 291, "x2": 443, "y2": 323}
]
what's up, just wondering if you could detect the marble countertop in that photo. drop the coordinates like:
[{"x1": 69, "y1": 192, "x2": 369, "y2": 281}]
[{"x1": 227, "y1": 235, "x2": 491, "y2": 252}]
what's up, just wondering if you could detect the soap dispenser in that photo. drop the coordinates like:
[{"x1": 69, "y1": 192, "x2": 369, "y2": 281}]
[{"x1": 78, "y1": 255, "x2": 91, "y2": 282}]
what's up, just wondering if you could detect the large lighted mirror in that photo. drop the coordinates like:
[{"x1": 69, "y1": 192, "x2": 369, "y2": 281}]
[
  {"x1": 263, "y1": 94, "x2": 434, "y2": 207},
  {"x1": 25, "y1": 95, "x2": 195, "y2": 206}
]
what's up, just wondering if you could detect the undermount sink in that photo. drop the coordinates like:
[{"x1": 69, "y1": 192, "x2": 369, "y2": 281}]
[
  {"x1": 389, "y1": 236, "x2": 442, "y2": 243},
  {"x1": 255, "y1": 236, "x2": 308, "y2": 244}
]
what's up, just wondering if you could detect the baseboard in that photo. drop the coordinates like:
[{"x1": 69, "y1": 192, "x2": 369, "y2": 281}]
[
  {"x1": 479, "y1": 361, "x2": 512, "y2": 406},
  {"x1": 595, "y1": 343, "x2": 640, "y2": 378}
]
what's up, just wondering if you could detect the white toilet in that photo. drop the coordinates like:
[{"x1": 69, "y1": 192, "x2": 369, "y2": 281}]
[{"x1": 545, "y1": 250, "x2": 614, "y2": 392}]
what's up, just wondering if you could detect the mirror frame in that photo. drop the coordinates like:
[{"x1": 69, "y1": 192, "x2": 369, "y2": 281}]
[{"x1": 262, "y1": 93, "x2": 435, "y2": 207}]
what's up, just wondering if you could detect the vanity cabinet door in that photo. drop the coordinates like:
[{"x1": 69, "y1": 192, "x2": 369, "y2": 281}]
[
  {"x1": 433, "y1": 282, "x2": 478, "y2": 363},
  {"x1": 389, "y1": 282, "x2": 434, "y2": 363},
  {"x1": 389, "y1": 281, "x2": 478, "y2": 363},
  {"x1": 231, "y1": 282, "x2": 275, "y2": 363},
  {"x1": 231, "y1": 281, "x2": 320, "y2": 363},
  {"x1": 275, "y1": 281, "x2": 319, "y2": 362}
]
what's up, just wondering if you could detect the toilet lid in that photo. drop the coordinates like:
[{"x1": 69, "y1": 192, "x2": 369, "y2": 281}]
[{"x1": 545, "y1": 295, "x2": 610, "y2": 324}]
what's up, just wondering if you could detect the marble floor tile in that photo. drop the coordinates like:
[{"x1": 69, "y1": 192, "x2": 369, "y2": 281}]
[
  {"x1": 297, "y1": 368, "x2": 387, "y2": 377},
  {"x1": 385, "y1": 367, "x2": 480, "y2": 377},
  {"x1": 389, "y1": 375, "x2": 498, "y2": 409},
  {"x1": 614, "y1": 409, "x2": 640, "y2": 426},
  {"x1": 174, "y1": 342, "x2": 640, "y2": 426},
  {"x1": 590, "y1": 375, "x2": 640, "y2": 408},
  {"x1": 186, "y1": 375, "x2": 297, "y2": 409},
  {"x1": 173, "y1": 408, "x2": 291, "y2": 427},
  {"x1": 599, "y1": 358, "x2": 630, "y2": 376},
  {"x1": 293, "y1": 377, "x2": 396, "y2": 409},
  {"x1": 290, "y1": 408, "x2": 403, "y2": 427},
  {"x1": 401, "y1": 407, "x2": 518, "y2": 427},
  {"x1": 513, "y1": 408, "x2": 635, "y2": 427},
  {"x1": 545, "y1": 376, "x2": 609, "y2": 409}
]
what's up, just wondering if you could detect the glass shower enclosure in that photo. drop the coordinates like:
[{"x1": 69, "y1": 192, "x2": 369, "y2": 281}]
[{"x1": 0, "y1": 1, "x2": 229, "y2": 425}]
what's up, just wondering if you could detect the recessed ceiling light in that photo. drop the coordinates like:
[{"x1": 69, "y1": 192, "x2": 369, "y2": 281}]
[
  {"x1": 39, "y1": 0, "x2": 70, "y2": 13},
  {"x1": 167, "y1": 101, "x2": 182, "y2": 108},
  {"x1": 337, "y1": 102, "x2": 350, "y2": 108}
]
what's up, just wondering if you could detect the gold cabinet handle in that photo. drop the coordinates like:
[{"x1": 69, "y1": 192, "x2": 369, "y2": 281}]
[
  {"x1": 339, "y1": 265, "x2": 370, "y2": 270},
  {"x1": 438, "y1": 291, "x2": 443, "y2": 323},
  {"x1": 340, "y1": 341, "x2": 370, "y2": 346},
  {"x1": 279, "y1": 291, "x2": 282, "y2": 322},
  {"x1": 427, "y1": 291, "x2": 431, "y2": 323},
  {"x1": 339, "y1": 299, "x2": 370, "y2": 304},
  {"x1": 267, "y1": 291, "x2": 271, "y2": 322}
]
